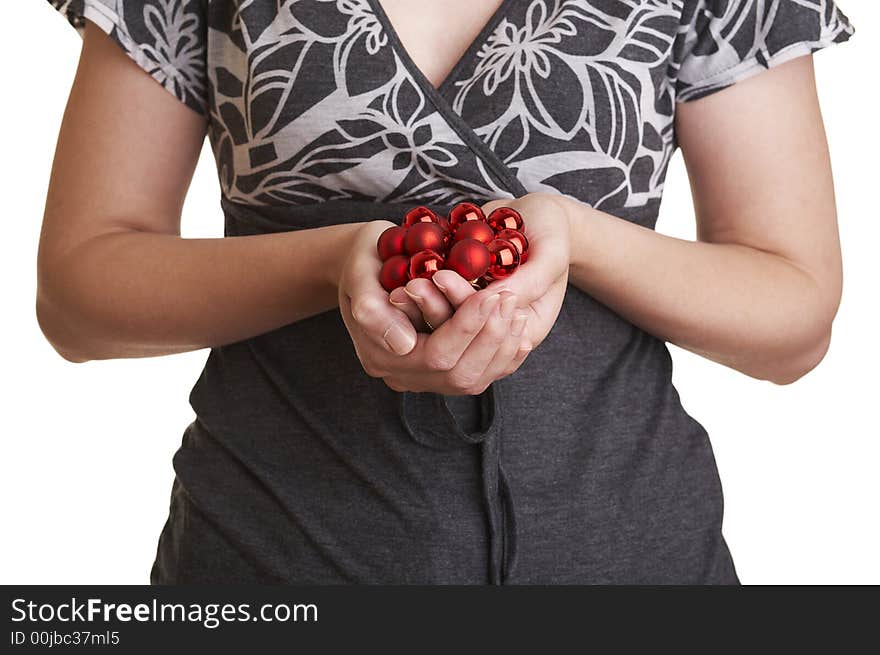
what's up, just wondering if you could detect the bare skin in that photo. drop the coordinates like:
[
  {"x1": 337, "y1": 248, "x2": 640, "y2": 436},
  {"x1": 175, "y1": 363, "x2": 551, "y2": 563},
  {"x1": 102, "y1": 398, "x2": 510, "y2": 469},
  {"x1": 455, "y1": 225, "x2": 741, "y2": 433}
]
[
  {"x1": 38, "y1": 2, "x2": 841, "y2": 393},
  {"x1": 396, "y1": 55, "x2": 841, "y2": 385},
  {"x1": 381, "y1": 2, "x2": 842, "y2": 387}
]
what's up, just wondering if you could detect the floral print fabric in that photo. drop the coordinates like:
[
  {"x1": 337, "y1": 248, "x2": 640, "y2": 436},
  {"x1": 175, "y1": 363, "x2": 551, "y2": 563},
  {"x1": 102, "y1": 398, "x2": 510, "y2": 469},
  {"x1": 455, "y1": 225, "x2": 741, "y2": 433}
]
[{"x1": 51, "y1": 0, "x2": 853, "y2": 210}]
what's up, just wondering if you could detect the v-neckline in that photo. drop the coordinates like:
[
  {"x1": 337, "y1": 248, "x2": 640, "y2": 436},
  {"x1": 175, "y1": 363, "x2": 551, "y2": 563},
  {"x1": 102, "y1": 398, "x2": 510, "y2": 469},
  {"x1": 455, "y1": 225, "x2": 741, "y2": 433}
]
[
  {"x1": 365, "y1": 0, "x2": 514, "y2": 99},
  {"x1": 363, "y1": 0, "x2": 528, "y2": 199}
]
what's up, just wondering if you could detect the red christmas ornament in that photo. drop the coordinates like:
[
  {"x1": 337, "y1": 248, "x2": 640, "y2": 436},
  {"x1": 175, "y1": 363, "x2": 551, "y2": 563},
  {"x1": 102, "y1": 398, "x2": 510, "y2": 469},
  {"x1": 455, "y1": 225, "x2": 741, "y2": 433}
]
[
  {"x1": 485, "y1": 238, "x2": 520, "y2": 280},
  {"x1": 487, "y1": 207, "x2": 524, "y2": 232},
  {"x1": 453, "y1": 220, "x2": 495, "y2": 245},
  {"x1": 445, "y1": 238, "x2": 491, "y2": 282},
  {"x1": 495, "y1": 228, "x2": 529, "y2": 263},
  {"x1": 409, "y1": 249, "x2": 445, "y2": 280},
  {"x1": 404, "y1": 221, "x2": 447, "y2": 255},
  {"x1": 448, "y1": 202, "x2": 485, "y2": 231},
  {"x1": 403, "y1": 205, "x2": 439, "y2": 228},
  {"x1": 379, "y1": 254, "x2": 410, "y2": 292},
  {"x1": 377, "y1": 225, "x2": 408, "y2": 261},
  {"x1": 378, "y1": 201, "x2": 529, "y2": 291}
]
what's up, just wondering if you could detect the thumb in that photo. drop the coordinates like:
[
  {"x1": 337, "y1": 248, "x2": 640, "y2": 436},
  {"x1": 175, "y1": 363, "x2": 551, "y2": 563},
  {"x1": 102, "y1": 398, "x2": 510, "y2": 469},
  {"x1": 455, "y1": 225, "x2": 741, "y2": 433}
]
[
  {"x1": 484, "y1": 249, "x2": 556, "y2": 304},
  {"x1": 344, "y1": 244, "x2": 418, "y2": 355},
  {"x1": 431, "y1": 269, "x2": 477, "y2": 309}
]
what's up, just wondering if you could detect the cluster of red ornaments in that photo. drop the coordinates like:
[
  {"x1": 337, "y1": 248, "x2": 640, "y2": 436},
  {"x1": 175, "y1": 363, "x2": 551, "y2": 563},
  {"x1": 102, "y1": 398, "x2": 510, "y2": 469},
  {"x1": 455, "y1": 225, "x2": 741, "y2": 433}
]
[{"x1": 377, "y1": 203, "x2": 529, "y2": 292}]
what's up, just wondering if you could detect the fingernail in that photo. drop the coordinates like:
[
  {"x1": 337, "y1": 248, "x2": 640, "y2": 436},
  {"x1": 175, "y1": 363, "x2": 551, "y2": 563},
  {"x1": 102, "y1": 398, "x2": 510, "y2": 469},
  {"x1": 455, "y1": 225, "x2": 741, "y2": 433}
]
[
  {"x1": 432, "y1": 271, "x2": 450, "y2": 291},
  {"x1": 389, "y1": 298, "x2": 408, "y2": 308},
  {"x1": 516, "y1": 343, "x2": 533, "y2": 359},
  {"x1": 480, "y1": 293, "x2": 501, "y2": 316},
  {"x1": 403, "y1": 287, "x2": 423, "y2": 303},
  {"x1": 511, "y1": 314, "x2": 527, "y2": 337},
  {"x1": 500, "y1": 293, "x2": 517, "y2": 319},
  {"x1": 384, "y1": 323, "x2": 416, "y2": 355}
]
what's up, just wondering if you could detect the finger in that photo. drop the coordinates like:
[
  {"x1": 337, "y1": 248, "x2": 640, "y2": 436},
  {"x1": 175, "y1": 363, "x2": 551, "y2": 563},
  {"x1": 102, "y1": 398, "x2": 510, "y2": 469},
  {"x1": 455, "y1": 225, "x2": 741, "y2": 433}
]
[
  {"x1": 431, "y1": 269, "x2": 478, "y2": 310},
  {"x1": 341, "y1": 292, "x2": 418, "y2": 378},
  {"x1": 468, "y1": 303, "x2": 525, "y2": 386},
  {"x1": 388, "y1": 286, "x2": 427, "y2": 331},
  {"x1": 502, "y1": 339, "x2": 533, "y2": 377},
  {"x1": 474, "y1": 318, "x2": 520, "y2": 386},
  {"x1": 380, "y1": 332, "x2": 532, "y2": 394},
  {"x1": 422, "y1": 289, "x2": 505, "y2": 371},
  {"x1": 404, "y1": 277, "x2": 454, "y2": 330},
  {"x1": 485, "y1": 260, "x2": 550, "y2": 304},
  {"x1": 445, "y1": 296, "x2": 516, "y2": 394},
  {"x1": 348, "y1": 288, "x2": 417, "y2": 355},
  {"x1": 492, "y1": 314, "x2": 531, "y2": 378},
  {"x1": 342, "y1": 231, "x2": 420, "y2": 355}
]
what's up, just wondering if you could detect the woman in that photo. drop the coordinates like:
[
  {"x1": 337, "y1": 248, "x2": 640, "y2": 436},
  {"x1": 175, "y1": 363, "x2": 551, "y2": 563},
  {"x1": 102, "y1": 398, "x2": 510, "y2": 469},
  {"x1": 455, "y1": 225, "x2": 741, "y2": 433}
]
[{"x1": 42, "y1": 0, "x2": 852, "y2": 583}]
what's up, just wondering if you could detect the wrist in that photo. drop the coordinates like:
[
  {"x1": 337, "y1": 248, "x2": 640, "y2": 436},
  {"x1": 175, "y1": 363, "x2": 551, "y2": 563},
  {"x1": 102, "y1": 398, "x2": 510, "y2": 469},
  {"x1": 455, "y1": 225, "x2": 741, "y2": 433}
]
[
  {"x1": 549, "y1": 194, "x2": 578, "y2": 266},
  {"x1": 558, "y1": 196, "x2": 599, "y2": 278},
  {"x1": 325, "y1": 222, "x2": 367, "y2": 293}
]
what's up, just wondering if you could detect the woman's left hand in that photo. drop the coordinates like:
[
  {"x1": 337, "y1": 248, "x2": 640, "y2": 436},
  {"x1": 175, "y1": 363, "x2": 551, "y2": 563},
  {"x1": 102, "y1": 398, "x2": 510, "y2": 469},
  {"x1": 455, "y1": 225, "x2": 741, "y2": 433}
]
[{"x1": 390, "y1": 192, "x2": 573, "y2": 353}]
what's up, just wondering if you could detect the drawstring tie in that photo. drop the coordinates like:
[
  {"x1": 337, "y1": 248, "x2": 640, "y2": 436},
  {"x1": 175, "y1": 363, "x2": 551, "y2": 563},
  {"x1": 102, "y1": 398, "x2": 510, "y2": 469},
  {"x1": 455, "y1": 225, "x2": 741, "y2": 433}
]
[{"x1": 398, "y1": 383, "x2": 517, "y2": 584}]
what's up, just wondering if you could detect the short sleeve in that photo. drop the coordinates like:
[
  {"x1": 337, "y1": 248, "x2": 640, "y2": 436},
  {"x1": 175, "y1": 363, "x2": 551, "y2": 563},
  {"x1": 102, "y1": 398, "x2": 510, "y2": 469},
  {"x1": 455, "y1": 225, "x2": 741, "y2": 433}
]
[
  {"x1": 674, "y1": 0, "x2": 854, "y2": 103},
  {"x1": 49, "y1": 0, "x2": 208, "y2": 116}
]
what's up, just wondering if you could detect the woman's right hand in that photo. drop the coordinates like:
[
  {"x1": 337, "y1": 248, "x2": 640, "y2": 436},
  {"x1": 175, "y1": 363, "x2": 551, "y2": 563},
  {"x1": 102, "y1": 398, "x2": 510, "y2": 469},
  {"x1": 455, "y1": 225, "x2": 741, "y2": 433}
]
[{"x1": 337, "y1": 221, "x2": 531, "y2": 395}]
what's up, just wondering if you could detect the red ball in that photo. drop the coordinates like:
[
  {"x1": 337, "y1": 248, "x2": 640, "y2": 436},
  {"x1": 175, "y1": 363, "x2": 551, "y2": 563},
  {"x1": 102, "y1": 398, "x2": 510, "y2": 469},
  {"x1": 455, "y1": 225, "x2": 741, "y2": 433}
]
[
  {"x1": 409, "y1": 250, "x2": 445, "y2": 280},
  {"x1": 448, "y1": 202, "x2": 485, "y2": 230},
  {"x1": 453, "y1": 220, "x2": 495, "y2": 245},
  {"x1": 404, "y1": 221, "x2": 447, "y2": 255},
  {"x1": 444, "y1": 238, "x2": 491, "y2": 282},
  {"x1": 379, "y1": 254, "x2": 410, "y2": 292},
  {"x1": 495, "y1": 228, "x2": 529, "y2": 263},
  {"x1": 487, "y1": 207, "x2": 524, "y2": 232},
  {"x1": 485, "y1": 238, "x2": 520, "y2": 280},
  {"x1": 377, "y1": 225, "x2": 408, "y2": 261},
  {"x1": 403, "y1": 205, "x2": 439, "y2": 228}
]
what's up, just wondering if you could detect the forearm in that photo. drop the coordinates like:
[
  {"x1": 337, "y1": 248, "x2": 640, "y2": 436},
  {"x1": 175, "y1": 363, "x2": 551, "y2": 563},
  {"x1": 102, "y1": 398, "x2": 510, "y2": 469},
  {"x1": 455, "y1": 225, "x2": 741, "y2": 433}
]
[
  {"x1": 37, "y1": 223, "x2": 363, "y2": 361},
  {"x1": 564, "y1": 202, "x2": 839, "y2": 384}
]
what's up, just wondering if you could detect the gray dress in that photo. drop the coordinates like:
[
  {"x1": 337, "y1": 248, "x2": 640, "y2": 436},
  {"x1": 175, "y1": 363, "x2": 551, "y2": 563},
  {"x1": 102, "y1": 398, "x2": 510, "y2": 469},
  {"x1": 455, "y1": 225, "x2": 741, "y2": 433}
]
[{"x1": 52, "y1": 0, "x2": 853, "y2": 583}]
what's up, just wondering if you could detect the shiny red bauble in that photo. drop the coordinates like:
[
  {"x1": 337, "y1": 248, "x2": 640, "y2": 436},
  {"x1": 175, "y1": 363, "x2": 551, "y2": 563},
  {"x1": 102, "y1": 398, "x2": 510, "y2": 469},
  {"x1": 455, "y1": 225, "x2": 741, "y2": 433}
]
[
  {"x1": 379, "y1": 254, "x2": 410, "y2": 292},
  {"x1": 485, "y1": 238, "x2": 520, "y2": 280},
  {"x1": 403, "y1": 205, "x2": 438, "y2": 227},
  {"x1": 409, "y1": 249, "x2": 445, "y2": 280},
  {"x1": 377, "y1": 225, "x2": 408, "y2": 261},
  {"x1": 376, "y1": 202, "x2": 527, "y2": 293},
  {"x1": 487, "y1": 207, "x2": 524, "y2": 232},
  {"x1": 495, "y1": 228, "x2": 529, "y2": 263},
  {"x1": 445, "y1": 238, "x2": 491, "y2": 282},
  {"x1": 404, "y1": 221, "x2": 447, "y2": 255},
  {"x1": 453, "y1": 220, "x2": 495, "y2": 245},
  {"x1": 448, "y1": 202, "x2": 485, "y2": 230}
]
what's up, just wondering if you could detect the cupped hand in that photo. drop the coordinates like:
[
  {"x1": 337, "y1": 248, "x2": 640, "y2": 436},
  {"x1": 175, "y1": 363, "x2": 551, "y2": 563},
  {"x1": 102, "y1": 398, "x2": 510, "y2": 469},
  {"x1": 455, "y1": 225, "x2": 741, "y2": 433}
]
[
  {"x1": 391, "y1": 192, "x2": 573, "y2": 352},
  {"x1": 338, "y1": 220, "x2": 531, "y2": 395}
]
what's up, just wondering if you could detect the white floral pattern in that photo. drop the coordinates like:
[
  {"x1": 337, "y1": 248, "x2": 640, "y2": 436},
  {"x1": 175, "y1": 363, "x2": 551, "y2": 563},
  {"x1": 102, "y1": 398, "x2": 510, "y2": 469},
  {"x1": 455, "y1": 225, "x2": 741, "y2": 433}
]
[
  {"x1": 51, "y1": 0, "x2": 854, "y2": 211},
  {"x1": 140, "y1": 0, "x2": 206, "y2": 105},
  {"x1": 337, "y1": 0, "x2": 387, "y2": 55},
  {"x1": 447, "y1": 0, "x2": 853, "y2": 209}
]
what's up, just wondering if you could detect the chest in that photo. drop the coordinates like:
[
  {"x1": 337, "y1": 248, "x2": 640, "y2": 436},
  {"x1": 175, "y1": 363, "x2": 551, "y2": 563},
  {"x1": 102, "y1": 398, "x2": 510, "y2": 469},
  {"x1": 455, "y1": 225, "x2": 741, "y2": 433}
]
[
  {"x1": 205, "y1": 0, "x2": 685, "y2": 210},
  {"x1": 376, "y1": 0, "x2": 507, "y2": 89}
]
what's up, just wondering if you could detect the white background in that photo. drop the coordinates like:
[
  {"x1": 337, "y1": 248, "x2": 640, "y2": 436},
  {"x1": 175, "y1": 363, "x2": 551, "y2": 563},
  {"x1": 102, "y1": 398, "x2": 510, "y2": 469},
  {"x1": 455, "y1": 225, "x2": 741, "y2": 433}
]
[{"x1": 1, "y1": 2, "x2": 877, "y2": 584}]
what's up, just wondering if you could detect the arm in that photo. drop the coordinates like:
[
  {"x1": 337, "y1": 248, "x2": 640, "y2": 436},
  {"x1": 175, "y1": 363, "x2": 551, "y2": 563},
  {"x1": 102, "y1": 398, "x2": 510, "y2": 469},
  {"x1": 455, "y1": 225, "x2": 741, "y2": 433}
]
[
  {"x1": 39, "y1": 23, "x2": 528, "y2": 397},
  {"x1": 37, "y1": 23, "x2": 362, "y2": 362},
  {"x1": 564, "y1": 56, "x2": 842, "y2": 384},
  {"x1": 394, "y1": 56, "x2": 841, "y2": 385}
]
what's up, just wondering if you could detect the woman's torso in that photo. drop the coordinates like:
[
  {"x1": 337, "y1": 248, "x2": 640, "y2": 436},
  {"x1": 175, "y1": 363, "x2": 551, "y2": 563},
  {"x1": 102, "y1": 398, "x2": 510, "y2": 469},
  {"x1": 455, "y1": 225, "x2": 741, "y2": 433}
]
[{"x1": 140, "y1": 0, "x2": 749, "y2": 584}]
